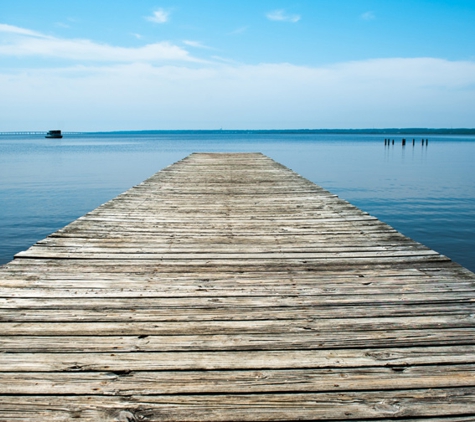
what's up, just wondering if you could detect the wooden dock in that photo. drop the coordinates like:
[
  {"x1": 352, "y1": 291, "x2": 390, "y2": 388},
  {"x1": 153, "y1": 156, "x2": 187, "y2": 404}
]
[{"x1": 1, "y1": 152, "x2": 474, "y2": 421}]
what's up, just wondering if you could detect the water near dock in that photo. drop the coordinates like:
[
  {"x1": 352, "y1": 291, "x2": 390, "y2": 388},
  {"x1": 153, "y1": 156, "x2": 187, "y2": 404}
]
[
  {"x1": 1, "y1": 152, "x2": 474, "y2": 420},
  {"x1": 1, "y1": 131, "x2": 474, "y2": 272}
]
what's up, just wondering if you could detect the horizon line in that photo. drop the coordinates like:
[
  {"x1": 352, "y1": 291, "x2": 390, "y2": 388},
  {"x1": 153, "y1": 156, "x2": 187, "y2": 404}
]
[{"x1": 2, "y1": 127, "x2": 475, "y2": 135}]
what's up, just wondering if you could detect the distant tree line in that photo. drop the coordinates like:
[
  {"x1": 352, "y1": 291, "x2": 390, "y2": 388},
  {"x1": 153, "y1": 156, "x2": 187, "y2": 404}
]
[{"x1": 86, "y1": 128, "x2": 475, "y2": 136}]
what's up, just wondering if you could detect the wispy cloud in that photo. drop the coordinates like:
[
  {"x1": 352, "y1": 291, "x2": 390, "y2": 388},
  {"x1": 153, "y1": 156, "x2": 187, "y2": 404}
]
[
  {"x1": 266, "y1": 9, "x2": 301, "y2": 23},
  {"x1": 229, "y1": 26, "x2": 248, "y2": 35},
  {"x1": 361, "y1": 11, "x2": 376, "y2": 20},
  {"x1": 0, "y1": 23, "x2": 48, "y2": 38},
  {"x1": 210, "y1": 55, "x2": 239, "y2": 64},
  {"x1": 0, "y1": 23, "x2": 198, "y2": 63},
  {"x1": 146, "y1": 8, "x2": 170, "y2": 24},
  {"x1": 183, "y1": 40, "x2": 214, "y2": 50},
  {"x1": 55, "y1": 22, "x2": 70, "y2": 29}
]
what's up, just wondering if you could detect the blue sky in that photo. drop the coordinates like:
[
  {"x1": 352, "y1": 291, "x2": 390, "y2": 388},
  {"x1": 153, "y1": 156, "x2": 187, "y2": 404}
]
[{"x1": 1, "y1": 0, "x2": 475, "y2": 130}]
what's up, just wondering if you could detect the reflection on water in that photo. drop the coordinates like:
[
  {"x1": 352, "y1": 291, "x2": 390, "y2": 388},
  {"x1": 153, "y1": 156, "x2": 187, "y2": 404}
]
[{"x1": 1, "y1": 133, "x2": 474, "y2": 272}]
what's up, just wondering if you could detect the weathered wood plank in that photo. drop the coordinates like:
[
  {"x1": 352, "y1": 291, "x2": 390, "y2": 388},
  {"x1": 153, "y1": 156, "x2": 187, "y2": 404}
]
[
  {"x1": 1, "y1": 313, "x2": 474, "y2": 336},
  {"x1": 2, "y1": 346, "x2": 475, "y2": 369},
  {"x1": 0, "y1": 388, "x2": 474, "y2": 421},
  {"x1": 2, "y1": 365, "x2": 475, "y2": 395},
  {"x1": 2, "y1": 282, "x2": 473, "y2": 297},
  {"x1": 1, "y1": 331, "x2": 475, "y2": 353},
  {"x1": 0, "y1": 291, "x2": 471, "y2": 309},
  {"x1": 1, "y1": 303, "x2": 474, "y2": 323}
]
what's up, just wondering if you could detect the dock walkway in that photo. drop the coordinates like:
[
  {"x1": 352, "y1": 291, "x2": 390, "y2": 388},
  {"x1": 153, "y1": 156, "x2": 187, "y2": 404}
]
[{"x1": 1, "y1": 152, "x2": 475, "y2": 421}]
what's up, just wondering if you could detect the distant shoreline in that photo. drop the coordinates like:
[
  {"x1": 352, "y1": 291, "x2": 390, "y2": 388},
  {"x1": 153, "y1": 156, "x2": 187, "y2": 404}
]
[
  {"x1": 76, "y1": 128, "x2": 475, "y2": 135},
  {"x1": 2, "y1": 128, "x2": 475, "y2": 136},
  {"x1": 88, "y1": 128, "x2": 475, "y2": 135}
]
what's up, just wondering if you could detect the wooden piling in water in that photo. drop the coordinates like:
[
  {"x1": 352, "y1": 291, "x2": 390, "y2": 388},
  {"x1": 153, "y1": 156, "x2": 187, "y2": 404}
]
[{"x1": 0, "y1": 152, "x2": 474, "y2": 421}]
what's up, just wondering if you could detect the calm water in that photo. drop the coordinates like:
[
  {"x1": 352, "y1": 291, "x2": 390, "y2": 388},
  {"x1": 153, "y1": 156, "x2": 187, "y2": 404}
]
[{"x1": 1, "y1": 132, "x2": 474, "y2": 272}]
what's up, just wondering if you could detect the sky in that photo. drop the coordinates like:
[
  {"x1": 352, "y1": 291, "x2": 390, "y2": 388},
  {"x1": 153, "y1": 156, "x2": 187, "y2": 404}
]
[{"x1": 1, "y1": 0, "x2": 475, "y2": 131}]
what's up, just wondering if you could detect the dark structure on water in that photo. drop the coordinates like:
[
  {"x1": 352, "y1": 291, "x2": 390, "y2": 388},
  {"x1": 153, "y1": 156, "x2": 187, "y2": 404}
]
[{"x1": 45, "y1": 130, "x2": 62, "y2": 139}]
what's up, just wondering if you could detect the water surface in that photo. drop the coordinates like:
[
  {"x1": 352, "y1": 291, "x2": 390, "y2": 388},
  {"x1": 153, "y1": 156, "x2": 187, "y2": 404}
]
[{"x1": 1, "y1": 132, "x2": 474, "y2": 272}]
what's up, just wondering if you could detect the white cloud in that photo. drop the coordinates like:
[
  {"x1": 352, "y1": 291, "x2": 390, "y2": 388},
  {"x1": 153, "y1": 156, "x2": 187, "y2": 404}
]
[
  {"x1": 210, "y1": 55, "x2": 239, "y2": 64},
  {"x1": 55, "y1": 22, "x2": 71, "y2": 29},
  {"x1": 361, "y1": 11, "x2": 376, "y2": 20},
  {"x1": 229, "y1": 26, "x2": 248, "y2": 35},
  {"x1": 146, "y1": 8, "x2": 170, "y2": 24},
  {"x1": 0, "y1": 23, "x2": 198, "y2": 63},
  {"x1": 183, "y1": 40, "x2": 213, "y2": 50},
  {"x1": 266, "y1": 10, "x2": 301, "y2": 23},
  {"x1": 0, "y1": 23, "x2": 48, "y2": 38},
  {"x1": 1, "y1": 57, "x2": 474, "y2": 130}
]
